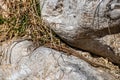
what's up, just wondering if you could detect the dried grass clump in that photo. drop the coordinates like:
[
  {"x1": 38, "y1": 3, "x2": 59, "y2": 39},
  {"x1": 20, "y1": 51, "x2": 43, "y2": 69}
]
[{"x1": 0, "y1": 0, "x2": 61, "y2": 47}]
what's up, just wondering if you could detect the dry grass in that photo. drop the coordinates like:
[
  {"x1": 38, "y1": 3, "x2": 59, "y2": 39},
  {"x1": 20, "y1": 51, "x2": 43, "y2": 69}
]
[
  {"x1": 0, "y1": 0, "x2": 61, "y2": 47},
  {"x1": 0, "y1": 0, "x2": 120, "y2": 78}
]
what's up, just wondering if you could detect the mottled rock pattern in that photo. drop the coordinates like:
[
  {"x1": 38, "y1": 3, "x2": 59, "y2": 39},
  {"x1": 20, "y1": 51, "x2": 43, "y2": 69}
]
[
  {"x1": 0, "y1": 40, "x2": 115, "y2": 80},
  {"x1": 40, "y1": 0, "x2": 120, "y2": 64}
]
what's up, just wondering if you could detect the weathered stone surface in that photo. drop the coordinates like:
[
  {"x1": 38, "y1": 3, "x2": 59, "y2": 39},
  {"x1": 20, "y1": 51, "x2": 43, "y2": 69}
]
[
  {"x1": 40, "y1": 0, "x2": 120, "y2": 64},
  {"x1": 0, "y1": 40, "x2": 115, "y2": 80}
]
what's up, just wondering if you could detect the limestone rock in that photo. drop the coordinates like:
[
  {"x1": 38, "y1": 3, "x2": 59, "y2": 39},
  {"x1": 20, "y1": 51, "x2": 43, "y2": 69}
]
[
  {"x1": 40, "y1": 0, "x2": 120, "y2": 64},
  {"x1": 0, "y1": 40, "x2": 115, "y2": 80}
]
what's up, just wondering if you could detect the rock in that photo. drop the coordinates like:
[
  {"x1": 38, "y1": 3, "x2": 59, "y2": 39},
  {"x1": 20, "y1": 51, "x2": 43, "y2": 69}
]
[
  {"x1": 40, "y1": 0, "x2": 120, "y2": 64},
  {"x1": 0, "y1": 40, "x2": 115, "y2": 80},
  {"x1": 108, "y1": 9, "x2": 120, "y2": 19}
]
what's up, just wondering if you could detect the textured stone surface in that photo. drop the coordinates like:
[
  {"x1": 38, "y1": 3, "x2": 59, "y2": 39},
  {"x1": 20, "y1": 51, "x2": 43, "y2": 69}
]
[
  {"x1": 40, "y1": 0, "x2": 120, "y2": 64},
  {"x1": 0, "y1": 40, "x2": 115, "y2": 80}
]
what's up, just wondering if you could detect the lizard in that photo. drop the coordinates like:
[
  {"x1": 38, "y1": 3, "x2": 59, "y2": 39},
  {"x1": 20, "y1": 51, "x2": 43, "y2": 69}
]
[{"x1": 45, "y1": 43, "x2": 111, "y2": 69}]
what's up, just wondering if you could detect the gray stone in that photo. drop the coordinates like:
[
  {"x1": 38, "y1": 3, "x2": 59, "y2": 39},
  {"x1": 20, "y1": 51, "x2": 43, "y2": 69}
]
[
  {"x1": 108, "y1": 9, "x2": 120, "y2": 19},
  {"x1": 40, "y1": 0, "x2": 120, "y2": 64},
  {"x1": 0, "y1": 40, "x2": 115, "y2": 80}
]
